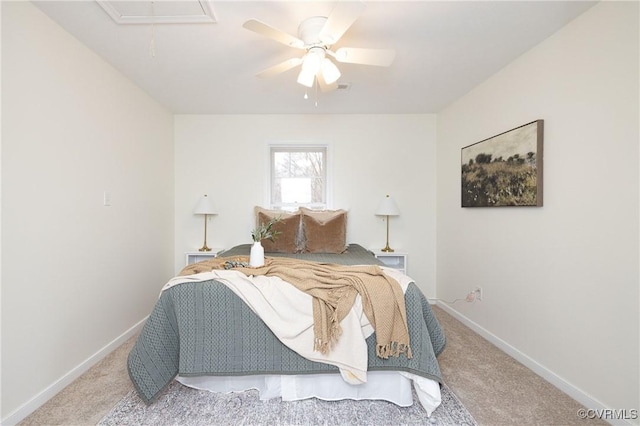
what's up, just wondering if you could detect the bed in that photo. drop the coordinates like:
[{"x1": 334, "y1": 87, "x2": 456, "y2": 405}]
[{"x1": 127, "y1": 208, "x2": 446, "y2": 416}]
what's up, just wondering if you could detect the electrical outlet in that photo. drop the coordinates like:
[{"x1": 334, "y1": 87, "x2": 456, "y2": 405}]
[{"x1": 474, "y1": 286, "x2": 483, "y2": 301}]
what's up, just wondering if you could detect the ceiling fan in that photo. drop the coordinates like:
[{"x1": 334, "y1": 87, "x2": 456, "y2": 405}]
[{"x1": 242, "y1": 1, "x2": 395, "y2": 92}]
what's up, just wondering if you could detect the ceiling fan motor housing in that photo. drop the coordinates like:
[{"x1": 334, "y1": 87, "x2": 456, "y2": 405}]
[{"x1": 298, "y1": 16, "x2": 329, "y2": 46}]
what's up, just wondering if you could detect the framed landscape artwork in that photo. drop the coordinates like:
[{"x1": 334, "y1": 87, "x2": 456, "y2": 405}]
[{"x1": 461, "y1": 120, "x2": 543, "y2": 207}]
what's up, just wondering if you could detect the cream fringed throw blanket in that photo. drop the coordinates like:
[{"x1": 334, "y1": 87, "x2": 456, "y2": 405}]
[{"x1": 180, "y1": 256, "x2": 412, "y2": 360}]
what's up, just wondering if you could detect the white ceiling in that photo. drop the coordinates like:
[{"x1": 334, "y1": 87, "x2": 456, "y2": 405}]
[{"x1": 33, "y1": 1, "x2": 597, "y2": 114}]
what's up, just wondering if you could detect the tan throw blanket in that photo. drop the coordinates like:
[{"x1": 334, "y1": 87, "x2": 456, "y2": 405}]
[{"x1": 180, "y1": 256, "x2": 412, "y2": 360}]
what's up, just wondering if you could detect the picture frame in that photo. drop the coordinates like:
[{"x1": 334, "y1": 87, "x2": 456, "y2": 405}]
[{"x1": 461, "y1": 120, "x2": 543, "y2": 207}]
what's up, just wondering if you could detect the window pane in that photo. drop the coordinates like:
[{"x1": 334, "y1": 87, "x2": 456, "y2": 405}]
[
  {"x1": 270, "y1": 146, "x2": 326, "y2": 209},
  {"x1": 281, "y1": 178, "x2": 311, "y2": 203}
]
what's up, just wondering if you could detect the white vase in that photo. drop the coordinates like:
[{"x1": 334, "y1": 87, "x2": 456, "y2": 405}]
[{"x1": 249, "y1": 241, "x2": 265, "y2": 267}]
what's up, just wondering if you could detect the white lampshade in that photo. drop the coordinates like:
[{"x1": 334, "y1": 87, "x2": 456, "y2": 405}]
[
  {"x1": 194, "y1": 194, "x2": 217, "y2": 215},
  {"x1": 321, "y1": 58, "x2": 341, "y2": 84},
  {"x1": 375, "y1": 195, "x2": 400, "y2": 216},
  {"x1": 297, "y1": 67, "x2": 316, "y2": 88},
  {"x1": 297, "y1": 48, "x2": 325, "y2": 88}
]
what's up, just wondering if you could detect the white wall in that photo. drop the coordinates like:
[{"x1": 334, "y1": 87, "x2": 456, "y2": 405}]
[
  {"x1": 1, "y1": 2, "x2": 175, "y2": 422},
  {"x1": 3, "y1": 0, "x2": 636, "y2": 423},
  {"x1": 174, "y1": 114, "x2": 437, "y2": 295},
  {"x1": 436, "y1": 1, "x2": 638, "y2": 419}
]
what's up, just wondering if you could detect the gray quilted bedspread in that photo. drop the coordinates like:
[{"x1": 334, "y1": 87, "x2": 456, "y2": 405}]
[{"x1": 127, "y1": 245, "x2": 446, "y2": 404}]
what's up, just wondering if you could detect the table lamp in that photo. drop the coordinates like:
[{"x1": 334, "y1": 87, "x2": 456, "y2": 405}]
[
  {"x1": 194, "y1": 194, "x2": 217, "y2": 252},
  {"x1": 375, "y1": 194, "x2": 400, "y2": 252}
]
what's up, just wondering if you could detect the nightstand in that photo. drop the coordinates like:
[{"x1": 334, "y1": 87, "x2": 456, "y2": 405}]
[
  {"x1": 371, "y1": 250, "x2": 408, "y2": 275},
  {"x1": 185, "y1": 248, "x2": 223, "y2": 266}
]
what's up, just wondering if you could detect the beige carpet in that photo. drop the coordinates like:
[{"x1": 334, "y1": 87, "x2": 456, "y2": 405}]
[
  {"x1": 433, "y1": 307, "x2": 605, "y2": 425},
  {"x1": 18, "y1": 306, "x2": 604, "y2": 426}
]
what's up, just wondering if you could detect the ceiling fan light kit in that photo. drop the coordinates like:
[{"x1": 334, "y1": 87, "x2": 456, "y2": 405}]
[
  {"x1": 297, "y1": 47, "x2": 325, "y2": 87},
  {"x1": 297, "y1": 47, "x2": 341, "y2": 87},
  {"x1": 243, "y1": 0, "x2": 395, "y2": 93}
]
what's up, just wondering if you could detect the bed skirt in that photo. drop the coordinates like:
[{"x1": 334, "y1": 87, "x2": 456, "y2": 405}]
[{"x1": 177, "y1": 371, "x2": 442, "y2": 416}]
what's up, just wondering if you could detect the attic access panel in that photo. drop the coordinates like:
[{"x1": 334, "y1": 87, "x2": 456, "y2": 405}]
[{"x1": 97, "y1": 0, "x2": 217, "y2": 24}]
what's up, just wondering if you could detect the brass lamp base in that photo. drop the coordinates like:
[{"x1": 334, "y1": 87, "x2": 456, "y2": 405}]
[
  {"x1": 381, "y1": 215, "x2": 394, "y2": 252},
  {"x1": 199, "y1": 214, "x2": 212, "y2": 252}
]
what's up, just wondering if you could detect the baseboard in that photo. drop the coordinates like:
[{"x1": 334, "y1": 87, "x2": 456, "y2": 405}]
[
  {"x1": 1, "y1": 317, "x2": 147, "y2": 426},
  {"x1": 436, "y1": 302, "x2": 635, "y2": 426}
]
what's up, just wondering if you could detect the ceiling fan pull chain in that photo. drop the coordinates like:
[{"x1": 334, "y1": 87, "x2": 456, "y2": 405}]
[{"x1": 149, "y1": 1, "x2": 156, "y2": 58}]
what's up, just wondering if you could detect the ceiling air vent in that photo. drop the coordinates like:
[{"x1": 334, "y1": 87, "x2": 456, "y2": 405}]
[{"x1": 337, "y1": 83, "x2": 351, "y2": 91}]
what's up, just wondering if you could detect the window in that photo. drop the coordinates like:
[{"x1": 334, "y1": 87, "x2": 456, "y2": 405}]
[{"x1": 269, "y1": 145, "x2": 328, "y2": 210}]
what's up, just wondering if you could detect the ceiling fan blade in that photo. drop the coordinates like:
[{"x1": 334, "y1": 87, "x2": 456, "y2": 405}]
[
  {"x1": 333, "y1": 47, "x2": 396, "y2": 67},
  {"x1": 318, "y1": 0, "x2": 366, "y2": 45},
  {"x1": 317, "y1": 72, "x2": 338, "y2": 92},
  {"x1": 243, "y1": 19, "x2": 305, "y2": 48},
  {"x1": 256, "y1": 58, "x2": 303, "y2": 79}
]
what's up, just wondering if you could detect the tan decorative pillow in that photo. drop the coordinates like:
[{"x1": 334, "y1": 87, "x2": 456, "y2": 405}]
[
  {"x1": 254, "y1": 207, "x2": 301, "y2": 253},
  {"x1": 300, "y1": 207, "x2": 348, "y2": 254}
]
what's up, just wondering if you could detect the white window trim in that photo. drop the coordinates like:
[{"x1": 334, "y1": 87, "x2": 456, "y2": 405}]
[{"x1": 265, "y1": 140, "x2": 333, "y2": 210}]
